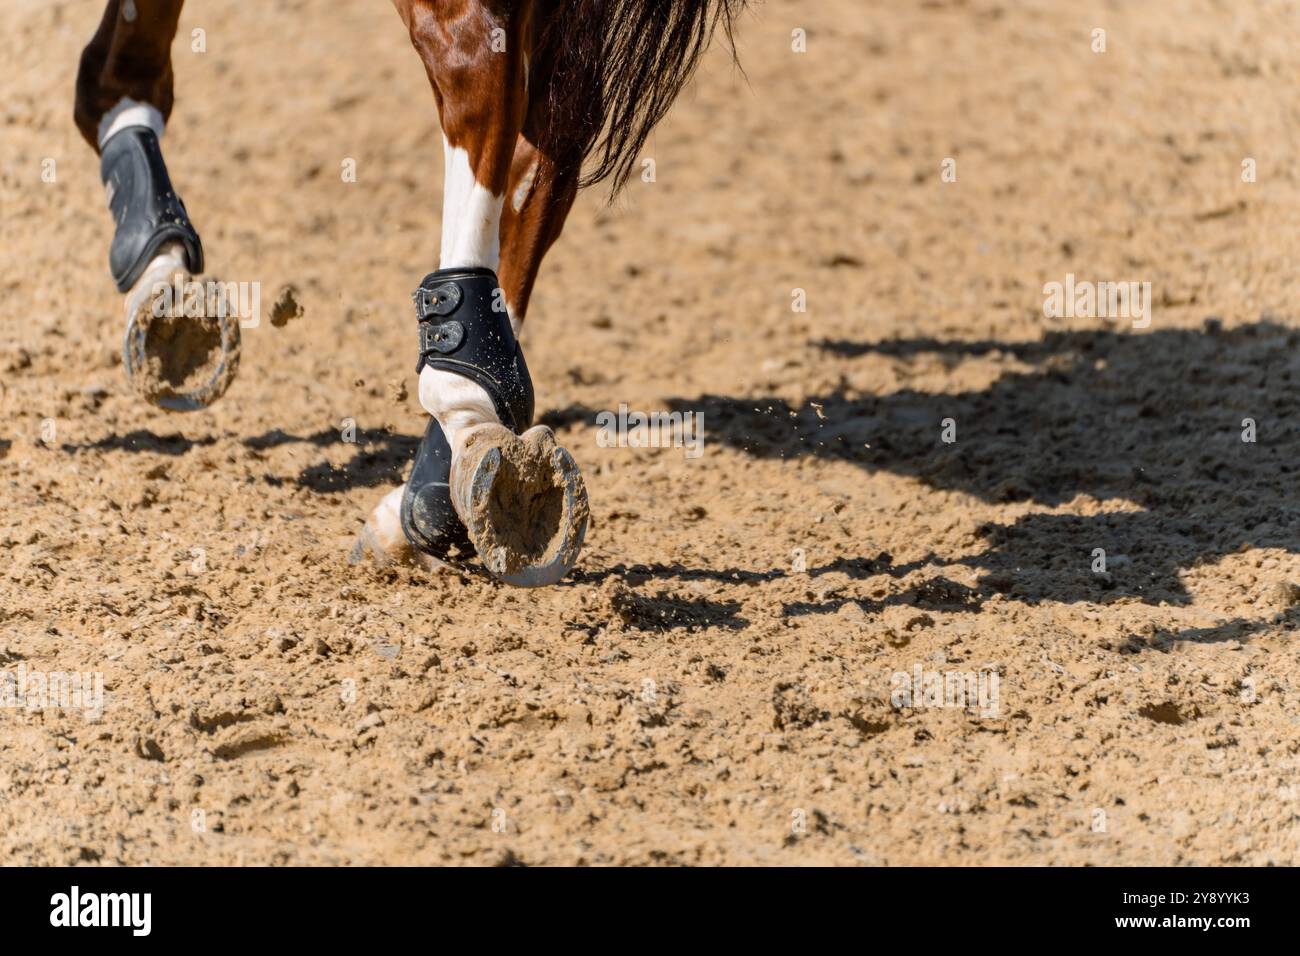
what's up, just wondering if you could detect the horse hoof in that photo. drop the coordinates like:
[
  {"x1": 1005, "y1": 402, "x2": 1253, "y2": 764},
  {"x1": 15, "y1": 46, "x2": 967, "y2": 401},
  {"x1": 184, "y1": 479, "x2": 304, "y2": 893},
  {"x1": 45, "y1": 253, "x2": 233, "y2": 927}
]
[
  {"x1": 122, "y1": 267, "x2": 241, "y2": 412},
  {"x1": 350, "y1": 485, "x2": 444, "y2": 570},
  {"x1": 349, "y1": 525, "x2": 451, "y2": 572},
  {"x1": 449, "y1": 424, "x2": 589, "y2": 587},
  {"x1": 348, "y1": 521, "x2": 393, "y2": 567}
]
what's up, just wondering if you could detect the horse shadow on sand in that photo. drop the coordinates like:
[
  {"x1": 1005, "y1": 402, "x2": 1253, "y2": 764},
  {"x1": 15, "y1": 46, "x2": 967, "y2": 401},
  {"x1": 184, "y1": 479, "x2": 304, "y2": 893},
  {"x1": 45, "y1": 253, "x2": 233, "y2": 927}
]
[
  {"x1": 243, "y1": 427, "x2": 418, "y2": 492},
  {"x1": 61, "y1": 425, "x2": 419, "y2": 492},
  {"x1": 662, "y1": 320, "x2": 1300, "y2": 645},
  {"x1": 63, "y1": 322, "x2": 1300, "y2": 641}
]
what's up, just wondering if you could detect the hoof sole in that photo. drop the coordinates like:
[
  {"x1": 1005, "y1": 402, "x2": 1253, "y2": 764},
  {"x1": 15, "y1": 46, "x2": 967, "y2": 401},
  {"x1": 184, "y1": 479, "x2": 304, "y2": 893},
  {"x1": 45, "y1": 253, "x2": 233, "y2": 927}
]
[
  {"x1": 123, "y1": 272, "x2": 241, "y2": 412},
  {"x1": 452, "y1": 425, "x2": 589, "y2": 587}
]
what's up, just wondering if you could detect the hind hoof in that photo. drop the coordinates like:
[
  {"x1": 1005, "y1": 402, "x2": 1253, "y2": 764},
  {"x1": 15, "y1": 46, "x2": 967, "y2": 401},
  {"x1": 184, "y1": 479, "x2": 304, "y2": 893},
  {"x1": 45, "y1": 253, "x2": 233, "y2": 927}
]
[
  {"x1": 349, "y1": 521, "x2": 396, "y2": 567},
  {"x1": 122, "y1": 265, "x2": 241, "y2": 412},
  {"x1": 450, "y1": 424, "x2": 589, "y2": 587},
  {"x1": 351, "y1": 485, "x2": 449, "y2": 571}
]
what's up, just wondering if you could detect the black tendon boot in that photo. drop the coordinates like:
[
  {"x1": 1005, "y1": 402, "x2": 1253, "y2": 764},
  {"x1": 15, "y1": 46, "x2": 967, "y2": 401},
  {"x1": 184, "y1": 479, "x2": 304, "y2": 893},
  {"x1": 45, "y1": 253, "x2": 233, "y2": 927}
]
[
  {"x1": 101, "y1": 124, "x2": 239, "y2": 411},
  {"x1": 400, "y1": 267, "x2": 588, "y2": 587}
]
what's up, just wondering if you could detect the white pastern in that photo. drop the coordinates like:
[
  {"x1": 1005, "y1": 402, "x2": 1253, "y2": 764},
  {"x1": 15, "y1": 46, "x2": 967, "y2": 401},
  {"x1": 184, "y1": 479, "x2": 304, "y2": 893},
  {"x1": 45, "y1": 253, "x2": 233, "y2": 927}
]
[
  {"x1": 419, "y1": 368, "x2": 501, "y2": 457},
  {"x1": 363, "y1": 371, "x2": 502, "y2": 561}
]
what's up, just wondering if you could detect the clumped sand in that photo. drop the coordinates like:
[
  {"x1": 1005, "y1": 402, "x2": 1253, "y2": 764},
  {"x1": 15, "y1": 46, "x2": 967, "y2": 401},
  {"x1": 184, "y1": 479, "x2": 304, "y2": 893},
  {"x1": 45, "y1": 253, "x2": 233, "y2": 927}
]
[
  {"x1": 269, "y1": 284, "x2": 303, "y2": 328},
  {"x1": 3, "y1": 0, "x2": 1300, "y2": 864}
]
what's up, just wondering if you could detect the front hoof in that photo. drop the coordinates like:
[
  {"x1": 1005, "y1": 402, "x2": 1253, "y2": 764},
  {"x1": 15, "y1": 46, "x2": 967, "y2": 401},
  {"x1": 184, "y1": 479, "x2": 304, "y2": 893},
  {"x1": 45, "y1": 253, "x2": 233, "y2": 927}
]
[
  {"x1": 450, "y1": 425, "x2": 589, "y2": 587},
  {"x1": 123, "y1": 274, "x2": 241, "y2": 412}
]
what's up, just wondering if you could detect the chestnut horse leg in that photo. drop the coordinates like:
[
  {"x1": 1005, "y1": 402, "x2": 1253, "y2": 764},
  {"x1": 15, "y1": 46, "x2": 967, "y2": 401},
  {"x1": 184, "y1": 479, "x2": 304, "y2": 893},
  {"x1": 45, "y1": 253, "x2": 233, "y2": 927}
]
[
  {"x1": 75, "y1": 0, "x2": 183, "y2": 150},
  {"x1": 76, "y1": 0, "x2": 239, "y2": 410},
  {"x1": 497, "y1": 151, "x2": 581, "y2": 332},
  {"x1": 360, "y1": 0, "x2": 589, "y2": 584}
]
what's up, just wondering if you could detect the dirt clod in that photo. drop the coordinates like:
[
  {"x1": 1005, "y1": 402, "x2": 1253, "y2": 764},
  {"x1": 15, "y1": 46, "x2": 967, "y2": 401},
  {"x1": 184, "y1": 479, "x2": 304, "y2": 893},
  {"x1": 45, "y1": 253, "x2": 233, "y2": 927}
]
[{"x1": 269, "y1": 284, "x2": 304, "y2": 327}]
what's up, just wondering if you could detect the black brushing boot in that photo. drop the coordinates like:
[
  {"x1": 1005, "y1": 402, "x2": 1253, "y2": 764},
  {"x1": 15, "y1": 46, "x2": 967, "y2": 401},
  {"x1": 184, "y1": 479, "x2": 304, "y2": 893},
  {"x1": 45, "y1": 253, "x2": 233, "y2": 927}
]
[
  {"x1": 101, "y1": 125, "x2": 204, "y2": 292},
  {"x1": 399, "y1": 267, "x2": 588, "y2": 586},
  {"x1": 101, "y1": 124, "x2": 239, "y2": 411}
]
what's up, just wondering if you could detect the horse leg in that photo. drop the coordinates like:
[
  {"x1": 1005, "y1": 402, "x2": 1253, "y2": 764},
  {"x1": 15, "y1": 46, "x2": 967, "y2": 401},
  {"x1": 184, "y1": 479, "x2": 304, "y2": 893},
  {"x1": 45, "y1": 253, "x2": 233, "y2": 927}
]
[
  {"x1": 75, "y1": 0, "x2": 181, "y2": 148},
  {"x1": 76, "y1": 0, "x2": 239, "y2": 411},
  {"x1": 497, "y1": 145, "x2": 580, "y2": 329},
  {"x1": 356, "y1": 0, "x2": 588, "y2": 586}
]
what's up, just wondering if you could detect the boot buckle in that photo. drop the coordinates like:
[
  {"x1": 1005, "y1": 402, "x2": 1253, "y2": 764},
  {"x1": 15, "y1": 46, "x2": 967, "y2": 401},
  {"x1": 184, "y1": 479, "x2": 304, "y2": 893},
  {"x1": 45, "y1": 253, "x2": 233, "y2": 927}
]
[{"x1": 412, "y1": 280, "x2": 462, "y2": 319}]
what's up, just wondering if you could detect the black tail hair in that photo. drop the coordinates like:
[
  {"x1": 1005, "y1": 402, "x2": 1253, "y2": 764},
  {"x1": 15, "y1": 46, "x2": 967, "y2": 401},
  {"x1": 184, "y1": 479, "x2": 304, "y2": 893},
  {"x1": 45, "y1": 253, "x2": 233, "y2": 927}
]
[{"x1": 534, "y1": 0, "x2": 746, "y2": 194}]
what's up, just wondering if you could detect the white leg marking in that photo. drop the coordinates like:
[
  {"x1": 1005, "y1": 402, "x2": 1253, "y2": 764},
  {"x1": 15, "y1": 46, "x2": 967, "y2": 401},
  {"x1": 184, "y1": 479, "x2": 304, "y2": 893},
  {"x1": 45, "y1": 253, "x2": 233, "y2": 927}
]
[
  {"x1": 419, "y1": 369, "x2": 500, "y2": 458},
  {"x1": 103, "y1": 99, "x2": 179, "y2": 322},
  {"x1": 511, "y1": 158, "x2": 538, "y2": 213},
  {"x1": 365, "y1": 371, "x2": 500, "y2": 558},
  {"x1": 439, "y1": 138, "x2": 505, "y2": 270},
  {"x1": 98, "y1": 97, "x2": 164, "y2": 149},
  {"x1": 429, "y1": 134, "x2": 512, "y2": 440}
]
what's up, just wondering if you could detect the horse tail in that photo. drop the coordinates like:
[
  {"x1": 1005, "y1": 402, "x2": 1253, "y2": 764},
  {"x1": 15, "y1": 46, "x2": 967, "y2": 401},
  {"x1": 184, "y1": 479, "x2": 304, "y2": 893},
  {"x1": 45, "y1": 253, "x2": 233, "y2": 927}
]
[{"x1": 533, "y1": 0, "x2": 746, "y2": 194}]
